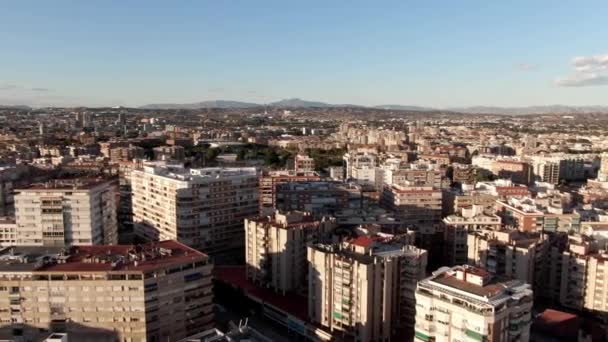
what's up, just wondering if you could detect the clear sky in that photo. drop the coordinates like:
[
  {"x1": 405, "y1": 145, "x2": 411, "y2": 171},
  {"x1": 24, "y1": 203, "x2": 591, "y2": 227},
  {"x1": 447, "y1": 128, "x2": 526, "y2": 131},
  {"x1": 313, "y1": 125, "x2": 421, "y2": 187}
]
[{"x1": 1, "y1": 1, "x2": 607, "y2": 107}]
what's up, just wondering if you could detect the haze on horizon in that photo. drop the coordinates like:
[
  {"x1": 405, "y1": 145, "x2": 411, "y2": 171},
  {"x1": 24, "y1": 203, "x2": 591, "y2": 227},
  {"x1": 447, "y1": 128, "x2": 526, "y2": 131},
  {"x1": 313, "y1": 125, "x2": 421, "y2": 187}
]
[{"x1": 1, "y1": 0, "x2": 607, "y2": 108}]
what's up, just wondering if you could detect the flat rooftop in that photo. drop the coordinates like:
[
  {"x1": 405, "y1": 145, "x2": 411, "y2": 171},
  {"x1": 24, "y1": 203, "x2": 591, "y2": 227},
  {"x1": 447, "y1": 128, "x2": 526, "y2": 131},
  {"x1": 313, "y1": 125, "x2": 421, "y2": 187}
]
[
  {"x1": 16, "y1": 178, "x2": 113, "y2": 191},
  {"x1": 0, "y1": 240, "x2": 207, "y2": 273}
]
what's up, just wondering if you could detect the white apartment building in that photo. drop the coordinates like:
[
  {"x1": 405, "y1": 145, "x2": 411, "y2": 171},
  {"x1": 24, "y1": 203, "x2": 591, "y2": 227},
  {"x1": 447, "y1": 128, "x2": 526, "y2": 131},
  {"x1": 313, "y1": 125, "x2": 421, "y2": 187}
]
[
  {"x1": 308, "y1": 235, "x2": 427, "y2": 341},
  {"x1": 13, "y1": 179, "x2": 118, "y2": 247},
  {"x1": 0, "y1": 241, "x2": 213, "y2": 342},
  {"x1": 415, "y1": 265, "x2": 533, "y2": 342},
  {"x1": 245, "y1": 210, "x2": 335, "y2": 293},
  {"x1": 131, "y1": 165, "x2": 258, "y2": 258},
  {"x1": 343, "y1": 152, "x2": 378, "y2": 188}
]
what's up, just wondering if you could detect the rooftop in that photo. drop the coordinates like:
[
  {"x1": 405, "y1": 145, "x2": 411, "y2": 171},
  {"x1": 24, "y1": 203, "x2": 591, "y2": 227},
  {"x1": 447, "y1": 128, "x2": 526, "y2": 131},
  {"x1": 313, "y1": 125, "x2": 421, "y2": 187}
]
[
  {"x1": 0, "y1": 240, "x2": 207, "y2": 273},
  {"x1": 16, "y1": 178, "x2": 113, "y2": 191}
]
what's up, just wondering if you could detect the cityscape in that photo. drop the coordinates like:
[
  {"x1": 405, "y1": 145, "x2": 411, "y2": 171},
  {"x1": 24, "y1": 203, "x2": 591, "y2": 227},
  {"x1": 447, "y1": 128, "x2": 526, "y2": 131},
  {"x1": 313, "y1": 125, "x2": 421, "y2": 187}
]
[{"x1": 2, "y1": 2, "x2": 608, "y2": 342}]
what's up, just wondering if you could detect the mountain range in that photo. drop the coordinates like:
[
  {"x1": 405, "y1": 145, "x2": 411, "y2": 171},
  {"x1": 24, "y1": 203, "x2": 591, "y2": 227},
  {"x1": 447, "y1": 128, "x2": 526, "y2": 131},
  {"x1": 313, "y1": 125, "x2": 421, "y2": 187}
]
[{"x1": 139, "y1": 98, "x2": 608, "y2": 115}]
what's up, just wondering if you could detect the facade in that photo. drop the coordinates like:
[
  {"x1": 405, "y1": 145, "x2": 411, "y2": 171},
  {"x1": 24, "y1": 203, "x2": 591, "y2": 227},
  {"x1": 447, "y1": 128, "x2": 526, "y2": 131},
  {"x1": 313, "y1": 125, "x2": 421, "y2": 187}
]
[
  {"x1": 381, "y1": 185, "x2": 442, "y2": 227},
  {"x1": 13, "y1": 179, "x2": 118, "y2": 246},
  {"x1": 308, "y1": 235, "x2": 427, "y2": 341},
  {"x1": 131, "y1": 165, "x2": 258, "y2": 258},
  {"x1": 0, "y1": 241, "x2": 213, "y2": 342},
  {"x1": 245, "y1": 210, "x2": 336, "y2": 293},
  {"x1": 415, "y1": 265, "x2": 534, "y2": 342},
  {"x1": 258, "y1": 170, "x2": 320, "y2": 215}
]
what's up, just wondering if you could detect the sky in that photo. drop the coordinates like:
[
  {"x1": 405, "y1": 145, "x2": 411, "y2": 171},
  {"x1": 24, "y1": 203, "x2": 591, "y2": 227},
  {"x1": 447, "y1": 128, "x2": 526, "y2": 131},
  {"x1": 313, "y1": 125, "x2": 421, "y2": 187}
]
[{"x1": 1, "y1": 1, "x2": 607, "y2": 108}]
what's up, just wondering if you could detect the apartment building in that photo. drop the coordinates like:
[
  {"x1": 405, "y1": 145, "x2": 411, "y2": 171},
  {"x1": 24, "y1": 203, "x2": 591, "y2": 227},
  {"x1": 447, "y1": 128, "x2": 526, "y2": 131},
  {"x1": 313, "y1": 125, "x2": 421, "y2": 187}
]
[
  {"x1": 308, "y1": 235, "x2": 427, "y2": 340},
  {"x1": 275, "y1": 181, "x2": 362, "y2": 218},
  {"x1": 381, "y1": 184, "x2": 442, "y2": 227},
  {"x1": 258, "y1": 170, "x2": 320, "y2": 215},
  {"x1": 415, "y1": 265, "x2": 533, "y2": 342},
  {"x1": 382, "y1": 162, "x2": 446, "y2": 189},
  {"x1": 496, "y1": 197, "x2": 581, "y2": 233},
  {"x1": 442, "y1": 205, "x2": 501, "y2": 266},
  {"x1": 153, "y1": 145, "x2": 185, "y2": 161},
  {"x1": 13, "y1": 179, "x2": 118, "y2": 246},
  {"x1": 0, "y1": 217, "x2": 16, "y2": 247},
  {"x1": 109, "y1": 144, "x2": 145, "y2": 162},
  {"x1": 294, "y1": 154, "x2": 315, "y2": 172},
  {"x1": 245, "y1": 210, "x2": 336, "y2": 293},
  {"x1": 0, "y1": 240, "x2": 213, "y2": 342},
  {"x1": 343, "y1": 152, "x2": 378, "y2": 188},
  {"x1": 559, "y1": 234, "x2": 608, "y2": 315},
  {"x1": 131, "y1": 165, "x2": 258, "y2": 258},
  {"x1": 467, "y1": 229, "x2": 547, "y2": 288}
]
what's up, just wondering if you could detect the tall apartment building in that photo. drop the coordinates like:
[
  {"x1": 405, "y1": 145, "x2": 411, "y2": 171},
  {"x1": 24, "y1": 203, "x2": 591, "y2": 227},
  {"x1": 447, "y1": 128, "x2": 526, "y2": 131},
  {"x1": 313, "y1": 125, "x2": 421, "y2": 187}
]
[
  {"x1": 415, "y1": 265, "x2": 534, "y2": 342},
  {"x1": 245, "y1": 210, "x2": 336, "y2": 293},
  {"x1": 13, "y1": 179, "x2": 118, "y2": 246},
  {"x1": 559, "y1": 234, "x2": 608, "y2": 315},
  {"x1": 258, "y1": 170, "x2": 320, "y2": 215},
  {"x1": 442, "y1": 205, "x2": 501, "y2": 266},
  {"x1": 131, "y1": 165, "x2": 258, "y2": 258},
  {"x1": 381, "y1": 184, "x2": 442, "y2": 227},
  {"x1": 467, "y1": 229, "x2": 547, "y2": 288},
  {"x1": 528, "y1": 155, "x2": 585, "y2": 184},
  {"x1": 0, "y1": 240, "x2": 213, "y2": 342},
  {"x1": 275, "y1": 181, "x2": 362, "y2": 218},
  {"x1": 308, "y1": 235, "x2": 427, "y2": 340}
]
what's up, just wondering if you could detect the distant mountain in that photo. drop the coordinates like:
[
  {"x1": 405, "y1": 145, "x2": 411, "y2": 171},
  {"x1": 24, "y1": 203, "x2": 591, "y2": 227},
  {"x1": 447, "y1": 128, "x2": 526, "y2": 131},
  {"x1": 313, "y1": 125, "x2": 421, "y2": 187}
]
[
  {"x1": 269, "y1": 98, "x2": 333, "y2": 108},
  {"x1": 375, "y1": 104, "x2": 436, "y2": 111},
  {"x1": 447, "y1": 105, "x2": 608, "y2": 115},
  {"x1": 139, "y1": 100, "x2": 261, "y2": 110},
  {"x1": 0, "y1": 105, "x2": 31, "y2": 110},
  {"x1": 137, "y1": 99, "x2": 608, "y2": 114}
]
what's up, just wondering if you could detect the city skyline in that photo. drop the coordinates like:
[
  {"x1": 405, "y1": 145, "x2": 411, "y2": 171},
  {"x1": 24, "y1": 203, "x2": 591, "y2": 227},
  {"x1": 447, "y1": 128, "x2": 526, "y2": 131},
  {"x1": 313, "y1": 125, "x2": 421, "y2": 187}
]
[{"x1": 1, "y1": 1, "x2": 608, "y2": 107}]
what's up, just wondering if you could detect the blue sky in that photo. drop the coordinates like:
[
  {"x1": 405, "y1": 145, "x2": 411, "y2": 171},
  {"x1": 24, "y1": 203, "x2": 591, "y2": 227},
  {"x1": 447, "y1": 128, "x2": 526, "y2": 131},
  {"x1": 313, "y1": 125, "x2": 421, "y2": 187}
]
[{"x1": 1, "y1": 1, "x2": 607, "y2": 107}]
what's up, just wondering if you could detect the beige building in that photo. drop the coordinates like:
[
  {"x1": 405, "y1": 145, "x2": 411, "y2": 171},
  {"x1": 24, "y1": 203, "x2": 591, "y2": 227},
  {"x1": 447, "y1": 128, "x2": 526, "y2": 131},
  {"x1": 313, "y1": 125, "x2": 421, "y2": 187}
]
[
  {"x1": 381, "y1": 185, "x2": 442, "y2": 227},
  {"x1": 0, "y1": 217, "x2": 16, "y2": 247},
  {"x1": 308, "y1": 235, "x2": 427, "y2": 341},
  {"x1": 13, "y1": 179, "x2": 118, "y2": 247},
  {"x1": 131, "y1": 165, "x2": 258, "y2": 259},
  {"x1": 443, "y1": 205, "x2": 501, "y2": 266},
  {"x1": 415, "y1": 265, "x2": 533, "y2": 342},
  {"x1": 294, "y1": 154, "x2": 315, "y2": 172},
  {"x1": 560, "y1": 234, "x2": 608, "y2": 315},
  {"x1": 258, "y1": 170, "x2": 320, "y2": 215},
  {"x1": 467, "y1": 229, "x2": 547, "y2": 287},
  {"x1": 0, "y1": 240, "x2": 213, "y2": 342},
  {"x1": 245, "y1": 210, "x2": 335, "y2": 294}
]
